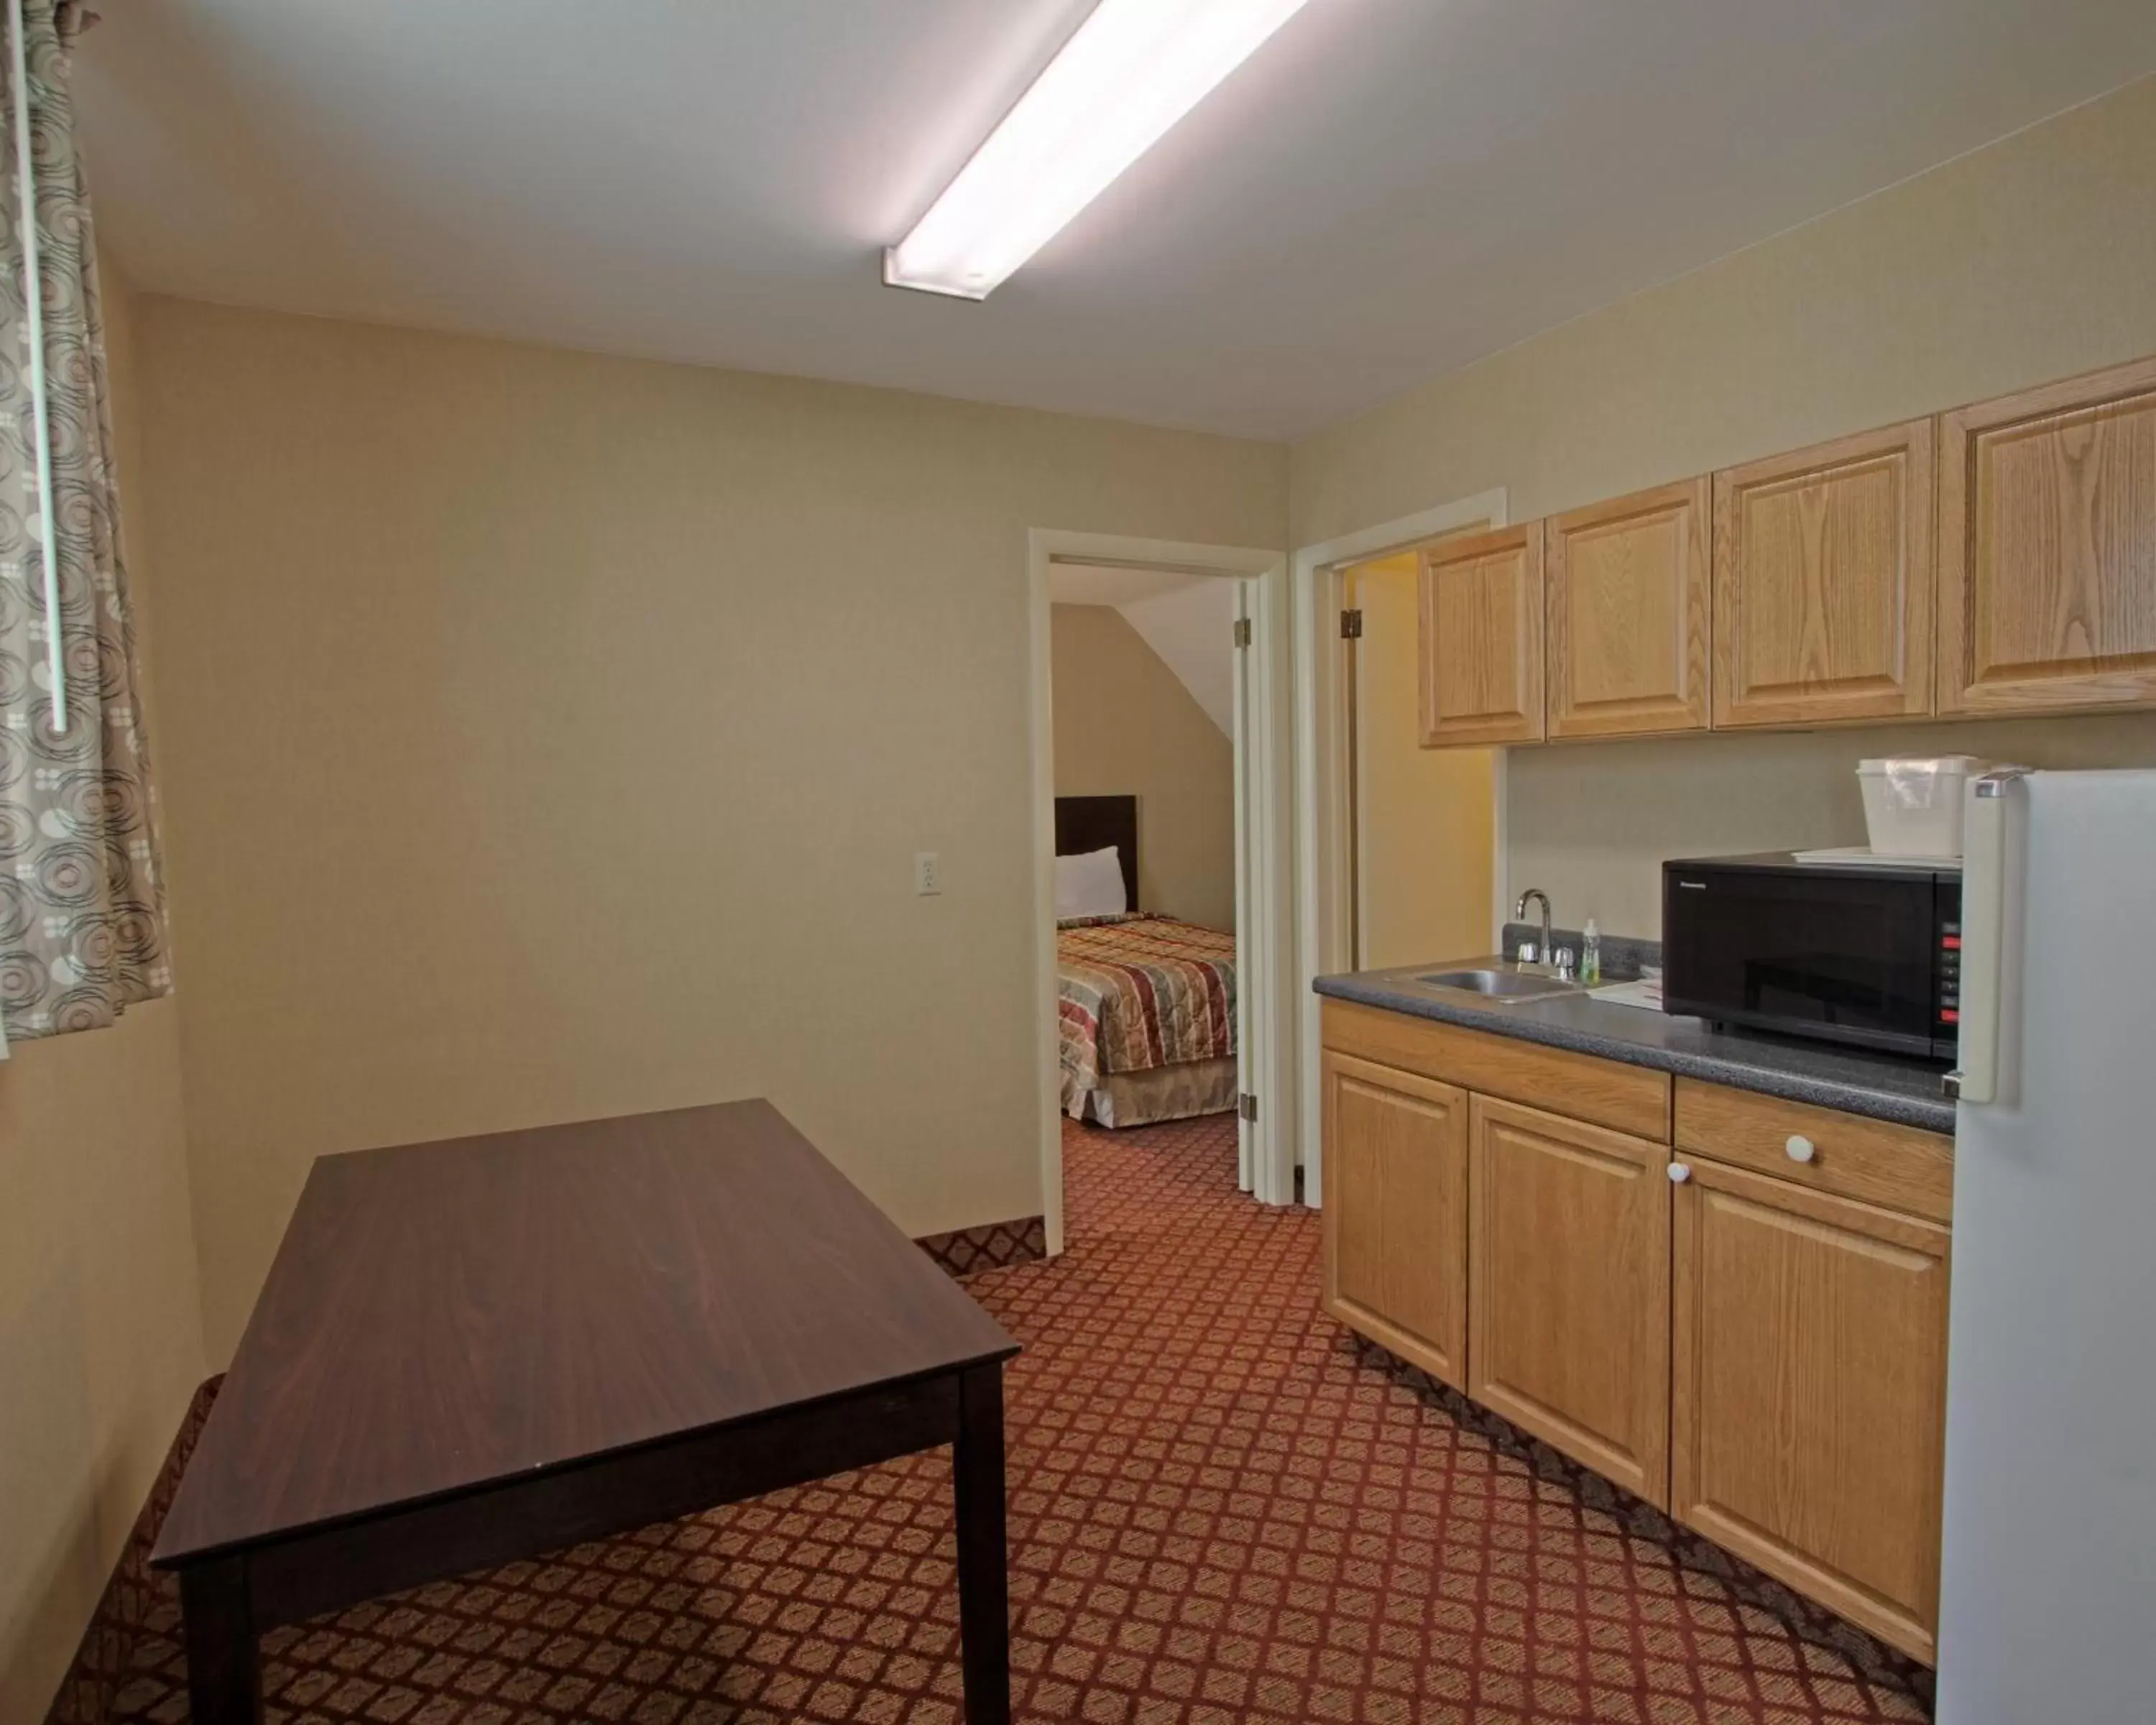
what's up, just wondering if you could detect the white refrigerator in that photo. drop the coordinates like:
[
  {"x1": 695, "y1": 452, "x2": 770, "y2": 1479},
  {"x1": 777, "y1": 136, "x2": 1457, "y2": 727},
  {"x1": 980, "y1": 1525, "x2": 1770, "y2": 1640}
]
[{"x1": 1935, "y1": 768, "x2": 2156, "y2": 1723}]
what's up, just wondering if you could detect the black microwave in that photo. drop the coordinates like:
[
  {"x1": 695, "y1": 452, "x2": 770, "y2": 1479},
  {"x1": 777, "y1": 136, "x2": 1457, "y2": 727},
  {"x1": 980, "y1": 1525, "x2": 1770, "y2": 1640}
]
[{"x1": 1662, "y1": 854, "x2": 1962, "y2": 1062}]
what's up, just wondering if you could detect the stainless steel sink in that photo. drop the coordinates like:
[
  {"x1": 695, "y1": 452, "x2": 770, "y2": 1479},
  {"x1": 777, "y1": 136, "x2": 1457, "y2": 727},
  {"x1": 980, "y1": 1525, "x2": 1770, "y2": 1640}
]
[{"x1": 1413, "y1": 967, "x2": 1582, "y2": 1003}]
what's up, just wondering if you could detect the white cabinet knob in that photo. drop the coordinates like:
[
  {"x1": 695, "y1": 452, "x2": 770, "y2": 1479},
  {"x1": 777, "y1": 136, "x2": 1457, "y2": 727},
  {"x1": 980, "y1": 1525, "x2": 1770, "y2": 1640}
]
[
  {"x1": 1667, "y1": 1162, "x2": 1691, "y2": 1184},
  {"x1": 1786, "y1": 1134, "x2": 1817, "y2": 1164}
]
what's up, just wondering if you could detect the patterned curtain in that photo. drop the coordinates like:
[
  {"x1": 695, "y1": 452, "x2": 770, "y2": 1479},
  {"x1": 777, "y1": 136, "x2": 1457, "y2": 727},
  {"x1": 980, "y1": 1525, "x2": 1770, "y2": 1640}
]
[{"x1": 0, "y1": 0, "x2": 170, "y2": 1043}]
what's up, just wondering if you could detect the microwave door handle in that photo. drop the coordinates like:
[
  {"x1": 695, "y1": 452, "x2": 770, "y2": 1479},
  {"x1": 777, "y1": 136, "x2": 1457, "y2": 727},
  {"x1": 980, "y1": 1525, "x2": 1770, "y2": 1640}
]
[{"x1": 1948, "y1": 768, "x2": 2028, "y2": 1105}]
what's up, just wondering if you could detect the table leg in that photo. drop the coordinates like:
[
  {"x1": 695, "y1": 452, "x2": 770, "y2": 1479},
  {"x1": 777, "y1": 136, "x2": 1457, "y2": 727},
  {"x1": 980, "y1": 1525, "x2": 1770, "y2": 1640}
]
[
  {"x1": 180, "y1": 1554, "x2": 262, "y2": 1725},
  {"x1": 952, "y1": 1361, "x2": 1011, "y2": 1725}
]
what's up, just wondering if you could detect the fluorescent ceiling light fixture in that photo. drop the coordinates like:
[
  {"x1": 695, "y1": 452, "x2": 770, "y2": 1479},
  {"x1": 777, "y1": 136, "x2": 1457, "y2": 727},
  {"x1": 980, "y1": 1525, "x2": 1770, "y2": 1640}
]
[{"x1": 885, "y1": 0, "x2": 1311, "y2": 300}]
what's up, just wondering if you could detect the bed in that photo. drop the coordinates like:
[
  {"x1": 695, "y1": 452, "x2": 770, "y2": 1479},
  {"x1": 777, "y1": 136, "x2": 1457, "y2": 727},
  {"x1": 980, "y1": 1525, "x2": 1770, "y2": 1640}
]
[{"x1": 1054, "y1": 795, "x2": 1239, "y2": 1128}]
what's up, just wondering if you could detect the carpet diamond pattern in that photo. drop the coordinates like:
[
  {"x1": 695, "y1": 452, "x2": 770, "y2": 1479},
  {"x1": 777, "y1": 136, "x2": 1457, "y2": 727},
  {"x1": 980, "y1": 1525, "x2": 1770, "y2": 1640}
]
[
  {"x1": 109, "y1": 1113, "x2": 1930, "y2": 1724},
  {"x1": 915, "y1": 1216, "x2": 1049, "y2": 1279}
]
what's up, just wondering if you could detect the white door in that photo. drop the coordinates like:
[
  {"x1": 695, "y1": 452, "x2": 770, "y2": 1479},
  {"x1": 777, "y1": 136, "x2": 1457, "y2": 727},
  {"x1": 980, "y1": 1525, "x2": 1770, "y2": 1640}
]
[
  {"x1": 1233, "y1": 579, "x2": 1255, "y2": 1191},
  {"x1": 1233, "y1": 570, "x2": 1294, "y2": 1205}
]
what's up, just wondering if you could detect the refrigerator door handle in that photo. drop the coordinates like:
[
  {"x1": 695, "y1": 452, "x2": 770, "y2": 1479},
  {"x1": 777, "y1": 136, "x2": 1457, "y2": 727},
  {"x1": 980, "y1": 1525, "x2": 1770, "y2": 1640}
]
[{"x1": 1950, "y1": 768, "x2": 2030, "y2": 1106}]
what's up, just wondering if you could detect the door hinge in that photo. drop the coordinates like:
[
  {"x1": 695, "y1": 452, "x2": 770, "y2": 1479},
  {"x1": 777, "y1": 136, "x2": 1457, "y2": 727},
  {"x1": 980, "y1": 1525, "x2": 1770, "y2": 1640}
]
[
  {"x1": 1238, "y1": 1092, "x2": 1258, "y2": 1123},
  {"x1": 1233, "y1": 617, "x2": 1253, "y2": 649},
  {"x1": 1340, "y1": 608, "x2": 1364, "y2": 640}
]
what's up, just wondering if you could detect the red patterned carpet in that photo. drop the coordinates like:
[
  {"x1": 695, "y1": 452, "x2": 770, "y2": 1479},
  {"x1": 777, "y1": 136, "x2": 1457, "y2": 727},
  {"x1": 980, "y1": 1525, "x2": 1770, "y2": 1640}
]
[{"x1": 111, "y1": 1115, "x2": 1930, "y2": 1724}]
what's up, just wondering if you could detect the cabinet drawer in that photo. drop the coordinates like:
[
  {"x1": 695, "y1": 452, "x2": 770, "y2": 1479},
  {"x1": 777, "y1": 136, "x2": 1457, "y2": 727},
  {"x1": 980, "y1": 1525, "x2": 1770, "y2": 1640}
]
[
  {"x1": 1673, "y1": 1080, "x2": 1953, "y2": 1223},
  {"x1": 1322, "y1": 1000, "x2": 1670, "y2": 1141}
]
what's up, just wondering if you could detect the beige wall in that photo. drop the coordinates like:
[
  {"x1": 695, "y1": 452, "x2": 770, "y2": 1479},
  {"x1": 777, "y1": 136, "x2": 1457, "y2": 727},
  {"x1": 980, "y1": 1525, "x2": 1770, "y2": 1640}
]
[
  {"x1": 1051, "y1": 604, "x2": 1235, "y2": 931},
  {"x1": 1350, "y1": 555, "x2": 1494, "y2": 965},
  {"x1": 0, "y1": 260, "x2": 204, "y2": 1725},
  {"x1": 1291, "y1": 73, "x2": 2156, "y2": 937},
  {"x1": 1509, "y1": 713, "x2": 2156, "y2": 935},
  {"x1": 129, "y1": 299, "x2": 1285, "y2": 1363}
]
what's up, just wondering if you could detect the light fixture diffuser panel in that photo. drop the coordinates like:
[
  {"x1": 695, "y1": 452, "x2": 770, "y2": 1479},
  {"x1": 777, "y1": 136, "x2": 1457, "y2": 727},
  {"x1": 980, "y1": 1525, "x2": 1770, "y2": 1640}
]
[
  {"x1": 882, "y1": 247, "x2": 990, "y2": 301},
  {"x1": 885, "y1": 0, "x2": 1312, "y2": 300}
]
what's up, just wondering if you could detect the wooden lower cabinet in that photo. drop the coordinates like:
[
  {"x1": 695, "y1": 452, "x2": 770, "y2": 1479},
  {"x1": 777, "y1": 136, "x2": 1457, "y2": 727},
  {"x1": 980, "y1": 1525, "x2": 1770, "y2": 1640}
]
[
  {"x1": 1670, "y1": 1156, "x2": 1951, "y2": 1662},
  {"x1": 1319, "y1": 1008, "x2": 1955, "y2": 1662},
  {"x1": 1321, "y1": 1050, "x2": 1469, "y2": 1389},
  {"x1": 1467, "y1": 1095, "x2": 1672, "y2": 1506}
]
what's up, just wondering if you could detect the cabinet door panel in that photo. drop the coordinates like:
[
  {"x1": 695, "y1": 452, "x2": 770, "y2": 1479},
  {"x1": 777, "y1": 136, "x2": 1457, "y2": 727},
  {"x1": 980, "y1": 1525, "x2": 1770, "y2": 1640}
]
[
  {"x1": 1419, "y1": 524, "x2": 1544, "y2": 746},
  {"x1": 1713, "y1": 420, "x2": 1934, "y2": 727},
  {"x1": 1468, "y1": 1096, "x2": 1670, "y2": 1505},
  {"x1": 1547, "y1": 478, "x2": 1710, "y2": 738},
  {"x1": 1672, "y1": 1158, "x2": 1950, "y2": 1663},
  {"x1": 1939, "y1": 355, "x2": 2156, "y2": 714},
  {"x1": 1322, "y1": 1052, "x2": 1468, "y2": 1389}
]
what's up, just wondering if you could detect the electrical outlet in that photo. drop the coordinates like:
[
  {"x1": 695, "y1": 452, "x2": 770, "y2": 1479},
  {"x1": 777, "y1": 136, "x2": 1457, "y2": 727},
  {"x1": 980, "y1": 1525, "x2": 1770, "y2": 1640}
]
[{"x1": 914, "y1": 851, "x2": 942, "y2": 896}]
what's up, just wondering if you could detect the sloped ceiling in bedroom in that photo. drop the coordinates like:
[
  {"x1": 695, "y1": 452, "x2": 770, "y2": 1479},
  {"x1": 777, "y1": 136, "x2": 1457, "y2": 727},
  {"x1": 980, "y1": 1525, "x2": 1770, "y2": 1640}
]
[{"x1": 1047, "y1": 567, "x2": 1235, "y2": 736}]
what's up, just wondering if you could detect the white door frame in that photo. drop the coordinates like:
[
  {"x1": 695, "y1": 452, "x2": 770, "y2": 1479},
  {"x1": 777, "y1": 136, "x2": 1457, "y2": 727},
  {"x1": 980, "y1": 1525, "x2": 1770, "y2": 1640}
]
[
  {"x1": 1028, "y1": 530, "x2": 1294, "y2": 1254},
  {"x1": 1289, "y1": 489, "x2": 1508, "y2": 1207}
]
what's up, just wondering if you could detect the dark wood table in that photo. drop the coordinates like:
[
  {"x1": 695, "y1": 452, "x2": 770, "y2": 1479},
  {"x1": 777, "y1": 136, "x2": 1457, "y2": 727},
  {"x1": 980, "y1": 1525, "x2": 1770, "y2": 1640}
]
[{"x1": 152, "y1": 1101, "x2": 1021, "y2": 1724}]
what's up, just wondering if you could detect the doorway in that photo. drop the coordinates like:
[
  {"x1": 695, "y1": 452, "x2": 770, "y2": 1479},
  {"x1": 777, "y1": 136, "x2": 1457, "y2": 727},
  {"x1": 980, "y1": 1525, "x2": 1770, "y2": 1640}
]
[
  {"x1": 1028, "y1": 531, "x2": 1292, "y2": 1255},
  {"x1": 1290, "y1": 489, "x2": 1511, "y2": 1204},
  {"x1": 1343, "y1": 552, "x2": 1496, "y2": 971}
]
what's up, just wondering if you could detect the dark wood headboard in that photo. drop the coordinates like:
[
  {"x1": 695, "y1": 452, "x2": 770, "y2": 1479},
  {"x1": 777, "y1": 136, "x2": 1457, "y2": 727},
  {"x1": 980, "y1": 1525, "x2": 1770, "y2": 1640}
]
[{"x1": 1054, "y1": 795, "x2": 1139, "y2": 911}]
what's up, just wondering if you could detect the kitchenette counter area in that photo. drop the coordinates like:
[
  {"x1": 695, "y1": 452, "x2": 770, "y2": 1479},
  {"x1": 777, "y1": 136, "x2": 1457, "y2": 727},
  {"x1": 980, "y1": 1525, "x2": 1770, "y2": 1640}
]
[
  {"x1": 1314, "y1": 957, "x2": 1956, "y2": 1133},
  {"x1": 1313, "y1": 949, "x2": 1959, "y2": 1664}
]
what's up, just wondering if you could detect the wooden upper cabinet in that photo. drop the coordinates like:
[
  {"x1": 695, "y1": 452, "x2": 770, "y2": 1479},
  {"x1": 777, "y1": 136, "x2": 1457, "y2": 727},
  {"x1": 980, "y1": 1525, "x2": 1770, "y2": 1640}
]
[
  {"x1": 1419, "y1": 524, "x2": 1544, "y2": 746},
  {"x1": 1468, "y1": 1095, "x2": 1672, "y2": 1507},
  {"x1": 1939, "y1": 355, "x2": 2156, "y2": 715},
  {"x1": 1671, "y1": 1157, "x2": 1950, "y2": 1663},
  {"x1": 1321, "y1": 1050, "x2": 1470, "y2": 1391},
  {"x1": 1712, "y1": 420, "x2": 1935, "y2": 727},
  {"x1": 1545, "y1": 478, "x2": 1711, "y2": 739}
]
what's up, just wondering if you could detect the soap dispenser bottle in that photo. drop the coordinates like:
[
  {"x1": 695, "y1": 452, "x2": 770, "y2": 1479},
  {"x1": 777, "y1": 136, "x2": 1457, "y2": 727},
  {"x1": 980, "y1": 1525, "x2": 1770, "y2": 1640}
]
[{"x1": 1581, "y1": 919, "x2": 1603, "y2": 986}]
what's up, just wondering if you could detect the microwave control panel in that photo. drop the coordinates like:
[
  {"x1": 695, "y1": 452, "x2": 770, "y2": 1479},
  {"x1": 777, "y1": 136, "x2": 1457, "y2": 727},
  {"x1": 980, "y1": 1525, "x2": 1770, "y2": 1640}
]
[{"x1": 1936, "y1": 880, "x2": 1964, "y2": 1044}]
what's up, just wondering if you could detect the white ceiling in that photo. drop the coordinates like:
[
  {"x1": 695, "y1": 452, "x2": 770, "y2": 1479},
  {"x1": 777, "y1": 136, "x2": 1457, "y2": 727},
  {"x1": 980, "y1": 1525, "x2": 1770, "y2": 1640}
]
[
  {"x1": 75, "y1": 1, "x2": 2156, "y2": 441},
  {"x1": 1118, "y1": 582, "x2": 1237, "y2": 737}
]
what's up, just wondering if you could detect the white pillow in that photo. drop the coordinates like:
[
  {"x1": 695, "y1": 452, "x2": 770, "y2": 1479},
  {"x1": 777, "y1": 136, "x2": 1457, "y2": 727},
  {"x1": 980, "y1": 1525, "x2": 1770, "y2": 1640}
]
[{"x1": 1055, "y1": 847, "x2": 1128, "y2": 920}]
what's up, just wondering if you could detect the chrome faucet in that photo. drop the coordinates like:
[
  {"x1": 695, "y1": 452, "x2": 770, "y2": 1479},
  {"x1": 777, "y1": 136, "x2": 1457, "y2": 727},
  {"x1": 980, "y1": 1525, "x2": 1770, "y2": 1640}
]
[{"x1": 1516, "y1": 888, "x2": 1552, "y2": 967}]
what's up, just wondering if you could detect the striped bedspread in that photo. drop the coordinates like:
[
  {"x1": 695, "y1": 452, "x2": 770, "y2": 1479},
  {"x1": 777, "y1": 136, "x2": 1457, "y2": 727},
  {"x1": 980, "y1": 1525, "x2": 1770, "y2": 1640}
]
[{"x1": 1057, "y1": 914, "x2": 1238, "y2": 1092}]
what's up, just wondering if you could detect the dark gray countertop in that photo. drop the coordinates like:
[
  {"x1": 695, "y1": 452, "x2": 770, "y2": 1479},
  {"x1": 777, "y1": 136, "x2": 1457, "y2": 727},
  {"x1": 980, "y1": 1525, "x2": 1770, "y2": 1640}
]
[{"x1": 1315, "y1": 961, "x2": 1957, "y2": 1135}]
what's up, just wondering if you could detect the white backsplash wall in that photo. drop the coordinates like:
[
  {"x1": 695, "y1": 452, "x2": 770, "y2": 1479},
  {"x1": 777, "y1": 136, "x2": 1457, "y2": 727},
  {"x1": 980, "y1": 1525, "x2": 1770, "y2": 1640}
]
[{"x1": 1505, "y1": 712, "x2": 2156, "y2": 938}]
